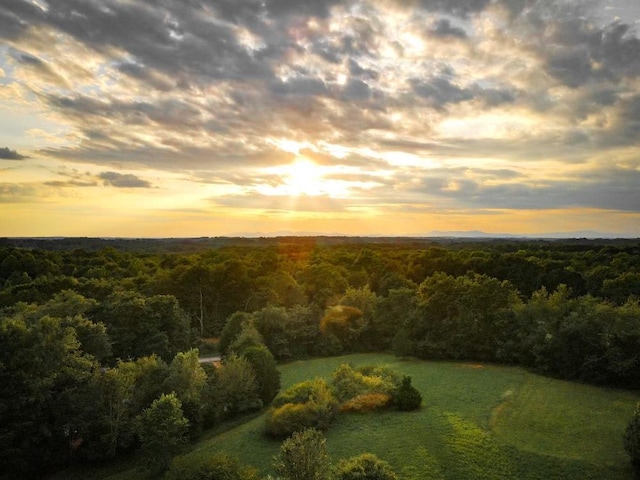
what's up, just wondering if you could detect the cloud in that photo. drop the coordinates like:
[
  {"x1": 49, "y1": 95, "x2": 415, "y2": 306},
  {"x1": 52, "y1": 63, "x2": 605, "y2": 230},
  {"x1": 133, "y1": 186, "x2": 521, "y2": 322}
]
[
  {"x1": 99, "y1": 172, "x2": 153, "y2": 188},
  {"x1": 410, "y1": 75, "x2": 474, "y2": 109},
  {"x1": 44, "y1": 180, "x2": 98, "y2": 187},
  {"x1": 215, "y1": 193, "x2": 348, "y2": 212},
  {"x1": 0, "y1": 147, "x2": 28, "y2": 160},
  {"x1": 1, "y1": 0, "x2": 640, "y2": 235},
  {"x1": 0, "y1": 183, "x2": 38, "y2": 202},
  {"x1": 429, "y1": 18, "x2": 468, "y2": 39}
]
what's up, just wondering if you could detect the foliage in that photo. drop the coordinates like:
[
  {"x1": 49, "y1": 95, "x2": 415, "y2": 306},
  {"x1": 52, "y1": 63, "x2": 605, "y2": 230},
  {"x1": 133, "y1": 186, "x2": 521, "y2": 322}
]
[
  {"x1": 0, "y1": 311, "x2": 98, "y2": 478},
  {"x1": 273, "y1": 428, "x2": 332, "y2": 480},
  {"x1": 164, "y1": 452, "x2": 259, "y2": 480},
  {"x1": 164, "y1": 349, "x2": 207, "y2": 437},
  {"x1": 340, "y1": 393, "x2": 393, "y2": 413},
  {"x1": 331, "y1": 363, "x2": 400, "y2": 403},
  {"x1": 334, "y1": 453, "x2": 398, "y2": 480},
  {"x1": 624, "y1": 404, "x2": 640, "y2": 475},
  {"x1": 211, "y1": 355, "x2": 260, "y2": 416},
  {"x1": 410, "y1": 272, "x2": 520, "y2": 361},
  {"x1": 320, "y1": 305, "x2": 367, "y2": 353},
  {"x1": 134, "y1": 392, "x2": 189, "y2": 476},
  {"x1": 92, "y1": 353, "x2": 638, "y2": 480},
  {"x1": 242, "y1": 345, "x2": 281, "y2": 405},
  {"x1": 219, "y1": 311, "x2": 252, "y2": 356},
  {"x1": 265, "y1": 378, "x2": 339, "y2": 438},
  {"x1": 91, "y1": 291, "x2": 191, "y2": 362},
  {"x1": 3, "y1": 239, "x2": 640, "y2": 477},
  {"x1": 392, "y1": 376, "x2": 422, "y2": 411},
  {"x1": 228, "y1": 320, "x2": 264, "y2": 356}
]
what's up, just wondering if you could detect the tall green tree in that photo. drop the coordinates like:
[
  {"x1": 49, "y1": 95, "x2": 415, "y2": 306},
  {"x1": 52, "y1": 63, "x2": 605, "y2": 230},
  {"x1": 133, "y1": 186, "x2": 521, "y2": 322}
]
[
  {"x1": 242, "y1": 345, "x2": 281, "y2": 405},
  {"x1": 164, "y1": 349, "x2": 207, "y2": 437},
  {"x1": 0, "y1": 313, "x2": 98, "y2": 477},
  {"x1": 134, "y1": 392, "x2": 189, "y2": 476}
]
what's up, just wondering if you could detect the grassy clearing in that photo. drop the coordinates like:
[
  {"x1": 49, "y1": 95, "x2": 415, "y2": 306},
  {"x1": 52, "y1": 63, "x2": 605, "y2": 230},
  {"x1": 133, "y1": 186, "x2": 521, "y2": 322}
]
[{"x1": 91, "y1": 353, "x2": 637, "y2": 479}]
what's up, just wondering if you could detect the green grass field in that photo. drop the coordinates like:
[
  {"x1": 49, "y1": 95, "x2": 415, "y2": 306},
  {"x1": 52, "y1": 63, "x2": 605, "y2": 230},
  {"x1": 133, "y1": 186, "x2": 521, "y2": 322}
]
[{"x1": 70, "y1": 353, "x2": 639, "y2": 480}]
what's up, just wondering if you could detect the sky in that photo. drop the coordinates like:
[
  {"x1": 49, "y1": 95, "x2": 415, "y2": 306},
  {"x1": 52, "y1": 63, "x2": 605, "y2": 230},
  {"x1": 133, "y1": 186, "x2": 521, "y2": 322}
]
[{"x1": 1, "y1": 0, "x2": 640, "y2": 238}]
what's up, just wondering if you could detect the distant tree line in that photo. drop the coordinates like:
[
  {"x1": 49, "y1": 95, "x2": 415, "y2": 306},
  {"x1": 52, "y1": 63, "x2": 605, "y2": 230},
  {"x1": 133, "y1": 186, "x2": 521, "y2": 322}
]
[{"x1": 1, "y1": 238, "x2": 639, "y2": 477}]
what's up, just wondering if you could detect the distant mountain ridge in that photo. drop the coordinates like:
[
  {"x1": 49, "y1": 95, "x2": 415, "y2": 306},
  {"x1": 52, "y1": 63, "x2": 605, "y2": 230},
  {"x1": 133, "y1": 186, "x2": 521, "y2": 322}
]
[{"x1": 425, "y1": 230, "x2": 632, "y2": 239}]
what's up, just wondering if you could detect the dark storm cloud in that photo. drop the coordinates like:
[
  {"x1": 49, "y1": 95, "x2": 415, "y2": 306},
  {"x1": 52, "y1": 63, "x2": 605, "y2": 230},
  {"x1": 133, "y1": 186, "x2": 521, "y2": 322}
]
[
  {"x1": 0, "y1": 147, "x2": 28, "y2": 160},
  {"x1": 99, "y1": 172, "x2": 153, "y2": 188}
]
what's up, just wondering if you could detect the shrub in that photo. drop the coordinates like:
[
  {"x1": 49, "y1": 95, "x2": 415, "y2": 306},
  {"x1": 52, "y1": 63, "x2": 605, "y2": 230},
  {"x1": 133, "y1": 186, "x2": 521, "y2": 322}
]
[
  {"x1": 265, "y1": 378, "x2": 339, "y2": 438},
  {"x1": 340, "y1": 393, "x2": 393, "y2": 413},
  {"x1": 265, "y1": 403, "x2": 320, "y2": 438},
  {"x1": 273, "y1": 428, "x2": 331, "y2": 480},
  {"x1": 331, "y1": 364, "x2": 400, "y2": 403},
  {"x1": 272, "y1": 378, "x2": 334, "y2": 407},
  {"x1": 393, "y1": 376, "x2": 422, "y2": 411},
  {"x1": 164, "y1": 452, "x2": 259, "y2": 480},
  {"x1": 334, "y1": 453, "x2": 398, "y2": 480}
]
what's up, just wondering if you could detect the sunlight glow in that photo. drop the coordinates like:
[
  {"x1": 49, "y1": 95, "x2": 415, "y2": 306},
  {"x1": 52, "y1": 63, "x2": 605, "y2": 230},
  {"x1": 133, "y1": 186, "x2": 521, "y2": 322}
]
[{"x1": 284, "y1": 158, "x2": 326, "y2": 196}]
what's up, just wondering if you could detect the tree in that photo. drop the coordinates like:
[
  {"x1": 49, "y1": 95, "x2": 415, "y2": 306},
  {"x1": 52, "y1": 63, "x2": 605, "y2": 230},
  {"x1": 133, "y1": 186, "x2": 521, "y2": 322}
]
[
  {"x1": 320, "y1": 305, "x2": 367, "y2": 353},
  {"x1": 393, "y1": 376, "x2": 422, "y2": 411},
  {"x1": 414, "y1": 273, "x2": 520, "y2": 360},
  {"x1": 164, "y1": 349, "x2": 207, "y2": 437},
  {"x1": 624, "y1": 403, "x2": 640, "y2": 478},
  {"x1": 229, "y1": 320, "x2": 264, "y2": 356},
  {"x1": 219, "y1": 311, "x2": 252, "y2": 356},
  {"x1": 334, "y1": 453, "x2": 398, "y2": 480},
  {"x1": 91, "y1": 291, "x2": 190, "y2": 362},
  {"x1": 134, "y1": 392, "x2": 189, "y2": 476},
  {"x1": 242, "y1": 345, "x2": 281, "y2": 405},
  {"x1": 0, "y1": 313, "x2": 98, "y2": 477},
  {"x1": 273, "y1": 428, "x2": 332, "y2": 480},
  {"x1": 212, "y1": 354, "x2": 260, "y2": 416},
  {"x1": 252, "y1": 306, "x2": 291, "y2": 360}
]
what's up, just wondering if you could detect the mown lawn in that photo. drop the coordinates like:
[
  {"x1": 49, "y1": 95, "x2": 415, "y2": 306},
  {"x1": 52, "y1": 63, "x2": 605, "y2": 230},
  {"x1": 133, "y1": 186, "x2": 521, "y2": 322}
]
[{"x1": 75, "y1": 353, "x2": 638, "y2": 479}]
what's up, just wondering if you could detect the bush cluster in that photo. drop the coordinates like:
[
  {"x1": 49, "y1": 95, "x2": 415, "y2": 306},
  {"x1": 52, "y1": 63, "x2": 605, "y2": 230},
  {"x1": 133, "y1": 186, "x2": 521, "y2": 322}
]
[
  {"x1": 340, "y1": 393, "x2": 393, "y2": 413},
  {"x1": 265, "y1": 379, "x2": 339, "y2": 438}
]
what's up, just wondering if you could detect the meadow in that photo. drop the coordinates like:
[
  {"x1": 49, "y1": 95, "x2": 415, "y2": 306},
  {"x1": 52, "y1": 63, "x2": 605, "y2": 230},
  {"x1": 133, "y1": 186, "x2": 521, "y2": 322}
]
[{"x1": 96, "y1": 353, "x2": 638, "y2": 480}]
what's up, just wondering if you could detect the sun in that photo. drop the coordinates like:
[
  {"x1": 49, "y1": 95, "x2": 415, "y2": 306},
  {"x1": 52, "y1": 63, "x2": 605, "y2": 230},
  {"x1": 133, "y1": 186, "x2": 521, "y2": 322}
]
[{"x1": 283, "y1": 158, "x2": 326, "y2": 196}]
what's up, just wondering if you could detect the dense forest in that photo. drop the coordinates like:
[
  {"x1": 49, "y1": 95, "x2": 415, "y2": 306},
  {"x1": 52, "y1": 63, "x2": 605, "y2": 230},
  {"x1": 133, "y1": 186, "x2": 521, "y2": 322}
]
[{"x1": 1, "y1": 237, "x2": 640, "y2": 478}]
